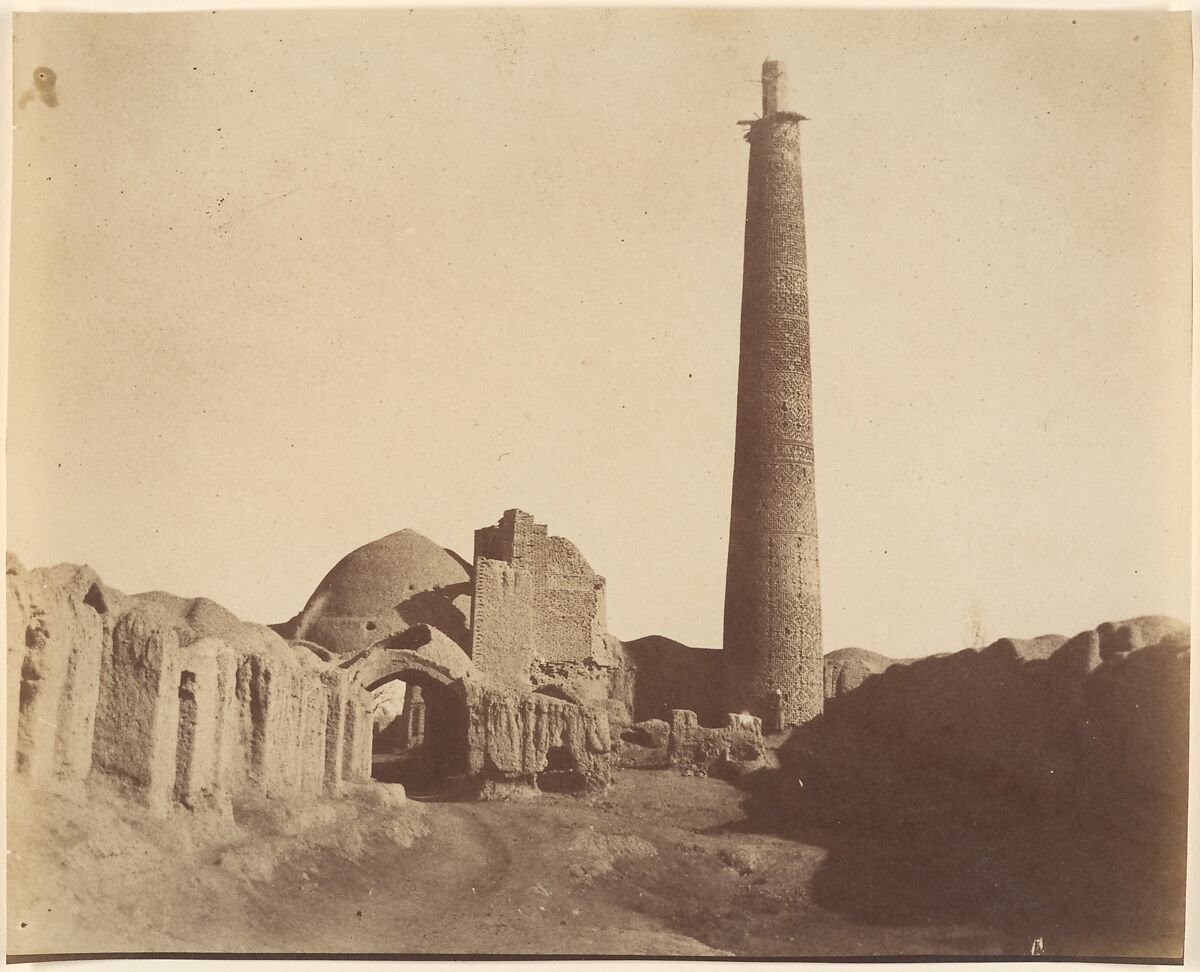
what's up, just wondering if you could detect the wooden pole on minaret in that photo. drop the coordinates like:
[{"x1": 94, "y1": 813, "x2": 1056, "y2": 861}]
[{"x1": 723, "y1": 58, "x2": 823, "y2": 731}]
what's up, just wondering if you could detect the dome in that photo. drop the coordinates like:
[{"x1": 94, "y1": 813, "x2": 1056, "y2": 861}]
[{"x1": 289, "y1": 529, "x2": 472, "y2": 656}]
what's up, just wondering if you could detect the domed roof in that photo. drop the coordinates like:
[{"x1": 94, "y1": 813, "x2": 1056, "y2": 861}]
[
  {"x1": 288, "y1": 529, "x2": 472, "y2": 656},
  {"x1": 304, "y1": 530, "x2": 467, "y2": 618}
]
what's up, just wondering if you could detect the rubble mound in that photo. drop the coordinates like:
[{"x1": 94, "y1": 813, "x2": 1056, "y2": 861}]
[{"x1": 131, "y1": 590, "x2": 293, "y2": 659}]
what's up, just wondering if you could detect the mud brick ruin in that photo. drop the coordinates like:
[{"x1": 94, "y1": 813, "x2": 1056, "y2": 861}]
[
  {"x1": 7, "y1": 59, "x2": 827, "y2": 806},
  {"x1": 7, "y1": 558, "x2": 377, "y2": 813}
]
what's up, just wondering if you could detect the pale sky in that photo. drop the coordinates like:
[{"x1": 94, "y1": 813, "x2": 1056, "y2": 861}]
[{"x1": 7, "y1": 9, "x2": 1192, "y2": 658}]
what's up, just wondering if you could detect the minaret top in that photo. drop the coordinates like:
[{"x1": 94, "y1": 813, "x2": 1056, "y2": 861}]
[
  {"x1": 762, "y1": 59, "x2": 788, "y2": 116},
  {"x1": 738, "y1": 58, "x2": 807, "y2": 131}
]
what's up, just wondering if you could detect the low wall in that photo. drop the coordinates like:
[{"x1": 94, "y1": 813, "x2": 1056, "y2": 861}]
[{"x1": 616, "y1": 709, "x2": 765, "y2": 775}]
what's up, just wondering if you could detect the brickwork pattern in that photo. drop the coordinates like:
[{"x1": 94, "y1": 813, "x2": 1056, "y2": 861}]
[
  {"x1": 469, "y1": 558, "x2": 537, "y2": 685},
  {"x1": 724, "y1": 105, "x2": 824, "y2": 728},
  {"x1": 471, "y1": 510, "x2": 608, "y2": 689}
]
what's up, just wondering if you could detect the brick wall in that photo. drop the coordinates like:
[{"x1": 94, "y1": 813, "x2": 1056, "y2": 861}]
[{"x1": 470, "y1": 510, "x2": 608, "y2": 689}]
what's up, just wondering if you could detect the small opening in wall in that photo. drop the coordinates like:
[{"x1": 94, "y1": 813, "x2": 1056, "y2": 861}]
[
  {"x1": 83, "y1": 583, "x2": 109, "y2": 615},
  {"x1": 621, "y1": 726, "x2": 656, "y2": 747},
  {"x1": 537, "y1": 745, "x2": 586, "y2": 794}
]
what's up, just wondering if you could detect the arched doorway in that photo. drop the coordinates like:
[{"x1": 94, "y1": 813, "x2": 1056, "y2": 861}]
[
  {"x1": 345, "y1": 630, "x2": 476, "y2": 798},
  {"x1": 364, "y1": 669, "x2": 468, "y2": 797},
  {"x1": 369, "y1": 671, "x2": 466, "y2": 794}
]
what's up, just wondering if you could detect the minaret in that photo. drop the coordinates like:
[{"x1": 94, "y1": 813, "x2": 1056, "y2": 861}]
[{"x1": 723, "y1": 58, "x2": 823, "y2": 731}]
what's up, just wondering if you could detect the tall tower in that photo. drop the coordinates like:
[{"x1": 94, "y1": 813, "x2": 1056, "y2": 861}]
[{"x1": 723, "y1": 58, "x2": 823, "y2": 731}]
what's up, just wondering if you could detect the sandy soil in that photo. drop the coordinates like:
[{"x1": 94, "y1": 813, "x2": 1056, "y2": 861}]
[{"x1": 6, "y1": 762, "x2": 1022, "y2": 959}]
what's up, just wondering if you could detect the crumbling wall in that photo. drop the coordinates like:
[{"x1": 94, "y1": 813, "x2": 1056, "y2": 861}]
[
  {"x1": 320, "y1": 667, "x2": 350, "y2": 788},
  {"x1": 466, "y1": 686, "x2": 613, "y2": 791},
  {"x1": 92, "y1": 608, "x2": 186, "y2": 808},
  {"x1": 615, "y1": 709, "x2": 765, "y2": 775},
  {"x1": 467, "y1": 561, "x2": 536, "y2": 687},
  {"x1": 541, "y1": 536, "x2": 608, "y2": 663},
  {"x1": 471, "y1": 510, "x2": 614, "y2": 699},
  {"x1": 823, "y1": 617, "x2": 1190, "y2": 814},
  {"x1": 234, "y1": 646, "x2": 373, "y2": 796},
  {"x1": 613, "y1": 718, "x2": 672, "y2": 768},
  {"x1": 170, "y1": 637, "x2": 236, "y2": 811},
  {"x1": 667, "y1": 710, "x2": 765, "y2": 771},
  {"x1": 6, "y1": 561, "x2": 114, "y2": 785},
  {"x1": 823, "y1": 646, "x2": 907, "y2": 700},
  {"x1": 7, "y1": 561, "x2": 375, "y2": 814}
]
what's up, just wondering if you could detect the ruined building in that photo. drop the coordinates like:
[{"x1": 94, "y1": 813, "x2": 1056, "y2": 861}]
[
  {"x1": 264, "y1": 507, "x2": 766, "y2": 793},
  {"x1": 724, "y1": 58, "x2": 824, "y2": 730}
]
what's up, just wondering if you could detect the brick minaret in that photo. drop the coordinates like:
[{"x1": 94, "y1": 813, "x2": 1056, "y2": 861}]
[{"x1": 723, "y1": 58, "x2": 823, "y2": 731}]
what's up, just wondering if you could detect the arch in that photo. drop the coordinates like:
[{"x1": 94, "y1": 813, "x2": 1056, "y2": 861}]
[
  {"x1": 347, "y1": 649, "x2": 469, "y2": 699},
  {"x1": 345, "y1": 631, "x2": 475, "y2": 797}
]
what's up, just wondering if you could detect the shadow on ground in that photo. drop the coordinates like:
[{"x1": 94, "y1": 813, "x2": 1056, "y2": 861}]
[{"x1": 726, "y1": 715, "x2": 1187, "y2": 961}]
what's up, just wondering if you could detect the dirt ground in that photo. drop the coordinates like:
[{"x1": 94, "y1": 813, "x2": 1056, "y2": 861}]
[{"x1": 6, "y1": 759, "x2": 1034, "y2": 960}]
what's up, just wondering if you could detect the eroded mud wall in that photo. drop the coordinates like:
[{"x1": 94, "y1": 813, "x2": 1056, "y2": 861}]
[
  {"x1": 7, "y1": 562, "x2": 375, "y2": 812},
  {"x1": 822, "y1": 617, "x2": 1190, "y2": 811},
  {"x1": 466, "y1": 687, "x2": 613, "y2": 790}
]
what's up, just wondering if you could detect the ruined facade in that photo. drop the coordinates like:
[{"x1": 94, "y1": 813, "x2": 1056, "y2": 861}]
[
  {"x1": 262, "y1": 514, "x2": 625, "y2": 793},
  {"x1": 724, "y1": 58, "x2": 824, "y2": 730},
  {"x1": 471, "y1": 509, "x2": 615, "y2": 698}
]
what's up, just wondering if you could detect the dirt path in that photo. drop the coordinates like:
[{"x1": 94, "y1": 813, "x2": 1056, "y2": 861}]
[
  {"x1": 8, "y1": 770, "x2": 1012, "y2": 958},
  {"x1": 246, "y1": 795, "x2": 728, "y2": 956},
  {"x1": 227, "y1": 772, "x2": 1009, "y2": 957}
]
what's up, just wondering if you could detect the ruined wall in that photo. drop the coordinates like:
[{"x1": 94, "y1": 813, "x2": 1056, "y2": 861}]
[
  {"x1": 7, "y1": 561, "x2": 375, "y2": 813},
  {"x1": 469, "y1": 559, "x2": 536, "y2": 686},
  {"x1": 822, "y1": 617, "x2": 1190, "y2": 814},
  {"x1": 466, "y1": 685, "x2": 613, "y2": 792},
  {"x1": 6, "y1": 561, "x2": 113, "y2": 784},
  {"x1": 823, "y1": 647, "x2": 908, "y2": 700},
  {"x1": 724, "y1": 61, "x2": 823, "y2": 730},
  {"x1": 470, "y1": 510, "x2": 611, "y2": 696},
  {"x1": 541, "y1": 536, "x2": 608, "y2": 664},
  {"x1": 615, "y1": 709, "x2": 765, "y2": 776},
  {"x1": 619, "y1": 636, "x2": 726, "y2": 726}
]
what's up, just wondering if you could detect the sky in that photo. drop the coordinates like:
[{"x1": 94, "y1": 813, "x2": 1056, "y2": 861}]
[{"x1": 7, "y1": 8, "x2": 1192, "y2": 658}]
